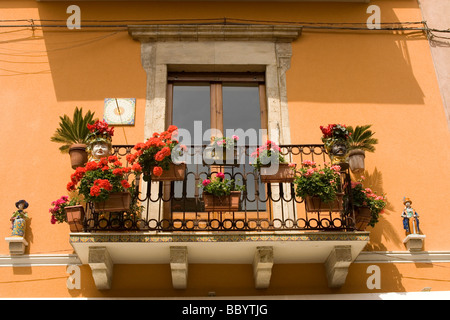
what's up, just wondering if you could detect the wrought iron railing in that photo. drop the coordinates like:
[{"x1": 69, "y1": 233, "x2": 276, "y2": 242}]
[{"x1": 82, "y1": 144, "x2": 356, "y2": 232}]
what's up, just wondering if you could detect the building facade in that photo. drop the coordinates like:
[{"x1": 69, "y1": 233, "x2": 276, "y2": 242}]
[{"x1": 1, "y1": 0, "x2": 449, "y2": 300}]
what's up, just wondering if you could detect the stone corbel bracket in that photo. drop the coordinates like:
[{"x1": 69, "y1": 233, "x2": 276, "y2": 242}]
[
  {"x1": 88, "y1": 246, "x2": 113, "y2": 290},
  {"x1": 325, "y1": 245, "x2": 353, "y2": 289}
]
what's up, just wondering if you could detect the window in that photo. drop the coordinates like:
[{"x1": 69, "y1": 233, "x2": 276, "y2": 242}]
[{"x1": 166, "y1": 72, "x2": 267, "y2": 215}]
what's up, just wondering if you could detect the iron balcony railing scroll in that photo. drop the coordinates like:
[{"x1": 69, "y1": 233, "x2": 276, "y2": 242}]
[{"x1": 82, "y1": 144, "x2": 356, "y2": 232}]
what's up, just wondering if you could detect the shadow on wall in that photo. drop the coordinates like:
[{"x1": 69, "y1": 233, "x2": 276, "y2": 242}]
[
  {"x1": 30, "y1": 0, "x2": 426, "y2": 104},
  {"x1": 289, "y1": 30, "x2": 425, "y2": 105},
  {"x1": 33, "y1": 3, "x2": 147, "y2": 102},
  {"x1": 352, "y1": 167, "x2": 403, "y2": 251}
]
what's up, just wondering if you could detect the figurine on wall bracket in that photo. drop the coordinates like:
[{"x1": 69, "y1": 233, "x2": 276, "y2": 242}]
[
  {"x1": 85, "y1": 120, "x2": 115, "y2": 162},
  {"x1": 11, "y1": 200, "x2": 29, "y2": 237},
  {"x1": 401, "y1": 197, "x2": 421, "y2": 235}
]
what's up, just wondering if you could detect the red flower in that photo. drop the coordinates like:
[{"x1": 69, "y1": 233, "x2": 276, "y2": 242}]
[
  {"x1": 108, "y1": 155, "x2": 118, "y2": 163},
  {"x1": 121, "y1": 180, "x2": 130, "y2": 189},
  {"x1": 153, "y1": 166, "x2": 163, "y2": 176},
  {"x1": 132, "y1": 163, "x2": 142, "y2": 172},
  {"x1": 67, "y1": 181, "x2": 76, "y2": 191},
  {"x1": 113, "y1": 168, "x2": 123, "y2": 176},
  {"x1": 154, "y1": 151, "x2": 166, "y2": 162},
  {"x1": 90, "y1": 185, "x2": 101, "y2": 197},
  {"x1": 85, "y1": 161, "x2": 98, "y2": 171}
]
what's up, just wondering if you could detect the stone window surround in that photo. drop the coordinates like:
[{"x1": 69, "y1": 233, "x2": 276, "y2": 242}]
[
  {"x1": 128, "y1": 24, "x2": 302, "y2": 145},
  {"x1": 128, "y1": 24, "x2": 302, "y2": 221}
]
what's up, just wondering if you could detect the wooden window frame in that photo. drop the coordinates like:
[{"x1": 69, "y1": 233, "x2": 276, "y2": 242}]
[{"x1": 166, "y1": 72, "x2": 267, "y2": 140}]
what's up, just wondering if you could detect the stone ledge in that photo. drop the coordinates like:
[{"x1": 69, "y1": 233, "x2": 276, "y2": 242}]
[{"x1": 128, "y1": 24, "x2": 302, "y2": 43}]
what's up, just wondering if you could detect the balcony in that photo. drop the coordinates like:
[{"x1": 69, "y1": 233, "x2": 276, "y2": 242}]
[{"x1": 69, "y1": 144, "x2": 370, "y2": 290}]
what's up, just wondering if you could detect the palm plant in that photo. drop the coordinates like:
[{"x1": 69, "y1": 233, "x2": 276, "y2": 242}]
[
  {"x1": 346, "y1": 125, "x2": 378, "y2": 173},
  {"x1": 51, "y1": 107, "x2": 96, "y2": 153},
  {"x1": 347, "y1": 125, "x2": 378, "y2": 152}
]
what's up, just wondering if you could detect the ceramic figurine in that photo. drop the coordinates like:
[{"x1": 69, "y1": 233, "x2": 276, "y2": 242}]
[
  {"x1": 85, "y1": 120, "x2": 114, "y2": 162},
  {"x1": 401, "y1": 197, "x2": 420, "y2": 235},
  {"x1": 11, "y1": 200, "x2": 29, "y2": 237}
]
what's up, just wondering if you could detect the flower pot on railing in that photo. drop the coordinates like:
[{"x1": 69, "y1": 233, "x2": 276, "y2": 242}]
[
  {"x1": 260, "y1": 163, "x2": 296, "y2": 183},
  {"x1": 69, "y1": 143, "x2": 88, "y2": 169},
  {"x1": 203, "y1": 191, "x2": 241, "y2": 212},
  {"x1": 203, "y1": 146, "x2": 238, "y2": 166},
  {"x1": 354, "y1": 206, "x2": 372, "y2": 231},
  {"x1": 304, "y1": 194, "x2": 344, "y2": 212},
  {"x1": 348, "y1": 149, "x2": 365, "y2": 173},
  {"x1": 95, "y1": 192, "x2": 131, "y2": 212},
  {"x1": 151, "y1": 163, "x2": 187, "y2": 181},
  {"x1": 65, "y1": 205, "x2": 85, "y2": 232}
]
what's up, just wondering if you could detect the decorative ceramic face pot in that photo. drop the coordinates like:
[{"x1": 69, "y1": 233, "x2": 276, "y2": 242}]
[
  {"x1": 325, "y1": 140, "x2": 349, "y2": 167},
  {"x1": 88, "y1": 140, "x2": 112, "y2": 161}
]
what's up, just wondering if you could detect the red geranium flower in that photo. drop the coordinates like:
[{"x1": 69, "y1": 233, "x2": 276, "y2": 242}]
[{"x1": 153, "y1": 166, "x2": 163, "y2": 176}]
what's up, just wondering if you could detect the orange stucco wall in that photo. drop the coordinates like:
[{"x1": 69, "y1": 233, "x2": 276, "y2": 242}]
[
  {"x1": 0, "y1": 0, "x2": 449, "y2": 297},
  {"x1": 0, "y1": 263, "x2": 449, "y2": 298}
]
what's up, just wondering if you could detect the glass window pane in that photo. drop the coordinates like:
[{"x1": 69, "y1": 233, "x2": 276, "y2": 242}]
[
  {"x1": 222, "y1": 83, "x2": 265, "y2": 212},
  {"x1": 172, "y1": 84, "x2": 210, "y2": 208},
  {"x1": 172, "y1": 83, "x2": 210, "y2": 145}
]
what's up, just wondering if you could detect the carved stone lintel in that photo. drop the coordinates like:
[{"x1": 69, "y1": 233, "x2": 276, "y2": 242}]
[{"x1": 129, "y1": 25, "x2": 302, "y2": 43}]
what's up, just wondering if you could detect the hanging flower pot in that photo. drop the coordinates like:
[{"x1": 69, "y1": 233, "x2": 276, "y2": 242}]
[
  {"x1": 348, "y1": 149, "x2": 365, "y2": 173},
  {"x1": 95, "y1": 192, "x2": 131, "y2": 212},
  {"x1": 203, "y1": 191, "x2": 241, "y2": 212},
  {"x1": 69, "y1": 144, "x2": 88, "y2": 169},
  {"x1": 151, "y1": 163, "x2": 187, "y2": 181},
  {"x1": 304, "y1": 194, "x2": 344, "y2": 212},
  {"x1": 354, "y1": 206, "x2": 372, "y2": 231},
  {"x1": 260, "y1": 163, "x2": 296, "y2": 183},
  {"x1": 65, "y1": 205, "x2": 85, "y2": 232}
]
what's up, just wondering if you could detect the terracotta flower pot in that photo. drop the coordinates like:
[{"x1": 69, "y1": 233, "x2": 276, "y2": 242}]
[
  {"x1": 203, "y1": 191, "x2": 241, "y2": 212},
  {"x1": 65, "y1": 205, "x2": 85, "y2": 232},
  {"x1": 348, "y1": 149, "x2": 365, "y2": 173},
  {"x1": 95, "y1": 192, "x2": 131, "y2": 212},
  {"x1": 151, "y1": 163, "x2": 187, "y2": 181},
  {"x1": 69, "y1": 143, "x2": 88, "y2": 169},
  {"x1": 354, "y1": 206, "x2": 372, "y2": 231},
  {"x1": 304, "y1": 194, "x2": 344, "y2": 212},
  {"x1": 260, "y1": 163, "x2": 296, "y2": 183}
]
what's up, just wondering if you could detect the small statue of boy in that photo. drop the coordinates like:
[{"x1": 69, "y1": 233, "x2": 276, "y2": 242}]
[
  {"x1": 401, "y1": 197, "x2": 420, "y2": 235},
  {"x1": 11, "y1": 200, "x2": 29, "y2": 237}
]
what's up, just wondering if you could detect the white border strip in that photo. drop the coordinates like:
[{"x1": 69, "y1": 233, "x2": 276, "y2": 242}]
[
  {"x1": 0, "y1": 254, "x2": 81, "y2": 267},
  {"x1": 0, "y1": 251, "x2": 449, "y2": 267},
  {"x1": 355, "y1": 251, "x2": 450, "y2": 264},
  {"x1": 1, "y1": 291, "x2": 450, "y2": 300}
]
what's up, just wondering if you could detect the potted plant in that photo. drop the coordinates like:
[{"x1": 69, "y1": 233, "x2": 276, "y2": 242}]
[
  {"x1": 251, "y1": 140, "x2": 296, "y2": 183},
  {"x1": 348, "y1": 177, "x2": 386, "y2": 230},
  {"x1": 49, "y1": 195, "x2": 84, "y2": 232},
  {"x1": 67, "y1": 155, "x2": 140, "y2": 212},
  {"x1": 204, "y1": 135, "x2": 239, "y2": 165},
  {"x1": 198, "y1": 172, "x2": 245, "y2": 211},
  {"x1": 347, "y1": 125, "x2": 378, "y2": 173},
  {"x1": 294, "y1": 160, "x2": 343, "y2": 212},
  {"x1": 50, "y1": 107, "x2": 97, "y2": 169},
  {"x1": 126, "y1": 125, "x2": 186, "y2": 182},
  {"x1": 320, "y1": 124, "x2": 351, "y2": 167}
]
